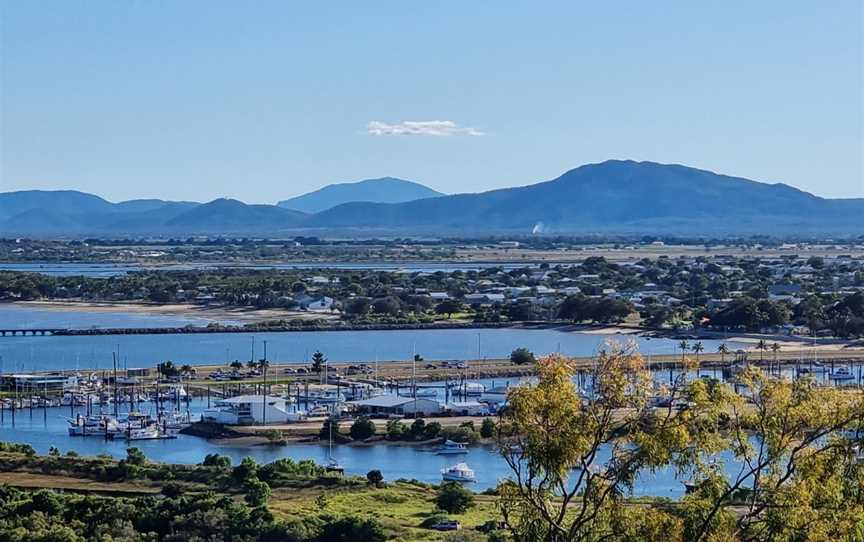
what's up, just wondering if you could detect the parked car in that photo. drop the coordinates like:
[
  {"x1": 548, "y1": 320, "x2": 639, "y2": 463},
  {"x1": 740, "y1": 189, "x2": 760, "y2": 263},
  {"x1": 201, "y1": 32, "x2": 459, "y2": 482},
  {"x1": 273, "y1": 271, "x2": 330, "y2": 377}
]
[{"x1": 431, "y1": 520, "x2": 462, "y2": 531}]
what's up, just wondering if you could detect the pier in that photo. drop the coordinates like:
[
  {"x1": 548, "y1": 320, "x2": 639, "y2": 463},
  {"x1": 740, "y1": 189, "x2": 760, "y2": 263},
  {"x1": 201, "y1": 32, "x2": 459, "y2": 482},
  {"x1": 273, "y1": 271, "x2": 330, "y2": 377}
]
[{"x1": 0, "y1": 328, "x2": 66, "y2": 337}]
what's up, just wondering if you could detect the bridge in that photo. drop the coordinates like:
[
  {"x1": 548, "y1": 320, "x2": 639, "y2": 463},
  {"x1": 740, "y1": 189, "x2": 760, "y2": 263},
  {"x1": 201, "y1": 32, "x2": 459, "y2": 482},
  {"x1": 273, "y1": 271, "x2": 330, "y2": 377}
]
[{"x1": 0, "y1": 329, "x2": 67, "y2": 337}]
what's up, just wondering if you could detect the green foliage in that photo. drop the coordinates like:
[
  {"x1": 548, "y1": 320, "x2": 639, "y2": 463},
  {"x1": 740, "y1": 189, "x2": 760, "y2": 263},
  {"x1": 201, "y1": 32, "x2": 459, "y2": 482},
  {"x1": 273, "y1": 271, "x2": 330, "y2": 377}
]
[
  {"x1": 509, "y1": 347, "x2": 536, "y2": 365},
  {"x1": 436, "y1": 481, "x2": 475, "y2": 514},
  {"x1": 125, "y1": 447, "x2": 146, "y2": 466},
  {"x1": 480, "y1": 418, "x2": 496, "y2": 439},
  {"x1": 366, "y1": 469, "x2": 383, "y2": 485},
  {"x1": 349, "y1": 417, "x2": 376, "y2": 440},
  {"x1": 232, "y1": 456, "x2": 259, "y2": 484},
  {"x1": 201, "y1": 453, "x2": 232, "y2": 469},
  {"x1": 385, "y1": 419, "x2": 406, "y2": 440},
  {"x1": 311, "y1": 350, "x2": 327, "y2": 373},
  {"x1": 244, "y1": 477, "x2": 272, "y2": 506}
]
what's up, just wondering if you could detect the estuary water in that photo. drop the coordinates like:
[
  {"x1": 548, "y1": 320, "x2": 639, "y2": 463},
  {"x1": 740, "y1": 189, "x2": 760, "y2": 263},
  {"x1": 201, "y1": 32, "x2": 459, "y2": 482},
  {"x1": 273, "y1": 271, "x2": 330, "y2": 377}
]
[
  {"x1": 0, "y1": 310, "x2": 740, "y2": 371},
  {"x1": 0, "y1": 398, "x2": 735, "y2": 497}
]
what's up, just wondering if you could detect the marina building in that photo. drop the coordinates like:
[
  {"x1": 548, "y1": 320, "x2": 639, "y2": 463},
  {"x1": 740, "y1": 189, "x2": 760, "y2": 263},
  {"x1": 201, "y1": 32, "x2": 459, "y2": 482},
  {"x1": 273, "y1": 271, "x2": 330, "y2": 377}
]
[
  {"x1": 202, "y1": 395, "x2": 305, "y2": 425},
  {"x1": 348, "y1": 395, "x2": 442, "y2": 417}
]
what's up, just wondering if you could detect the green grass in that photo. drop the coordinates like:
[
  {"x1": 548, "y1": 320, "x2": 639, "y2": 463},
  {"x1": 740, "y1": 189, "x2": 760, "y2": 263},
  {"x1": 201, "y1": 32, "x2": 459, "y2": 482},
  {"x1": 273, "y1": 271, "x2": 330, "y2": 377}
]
[{"x1": 269, "y1": 481, "x2": 499, "y2": 541}]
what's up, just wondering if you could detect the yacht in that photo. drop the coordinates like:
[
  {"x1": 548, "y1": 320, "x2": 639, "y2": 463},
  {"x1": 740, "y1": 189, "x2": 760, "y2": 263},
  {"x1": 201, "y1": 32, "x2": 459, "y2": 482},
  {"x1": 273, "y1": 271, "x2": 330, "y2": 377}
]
[
  {"x1": 67, "y1": 415, "x2": 123, "y2": 438},
  {"x1": 437, "y1": 440, "x2": 468, "y2": 455},
  {"x1": 125, "y1": 425, "x2": 177, "y2": 441},
  {"x1": 442, "y1": 462, "x2": 476, "y2": 482},
  {"x1": 461, "y1": 382, "x2": 485, "y2": 397}
]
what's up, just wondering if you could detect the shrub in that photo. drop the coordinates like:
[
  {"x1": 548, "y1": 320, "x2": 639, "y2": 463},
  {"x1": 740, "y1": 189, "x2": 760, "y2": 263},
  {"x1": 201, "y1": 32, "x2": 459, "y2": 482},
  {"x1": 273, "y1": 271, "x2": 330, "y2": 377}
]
[
  {"x1": 201, "y1": 453, "x2": 231, "y2": 469},
  {"x1": 436, "y1": 481, "x2": 475, "y2": 514},
  {"x1": 409, "y1": 418, "x2": 426, "y2": 439},
  {"x1": 125, "y1": 447, "x2": 146, "y2": 466},
  {"x1": 423, "y1": 421, "x2": 442, "y2": 440},
  {"x1": 314, "y1": 516, "x2": 387, "y2": 542},
  {"x1": 480, "y1": 418, "x2": 496, "y2": 438},
  {"x1": 232, "y1": 457, "x2": 259, "y2": 484},
  {"x1": 509, "y1": 347, "x2": 536, "y2": 365},
  {"x1": 440, "y1": 426, "x2": 479, "y2": 444},
  {"x1": 244, "y1": 478, "x2": 271, "y2": 506},
  {"x1": 349, "y1": 417, "x2": 376, "y2": 440},
  {"x1": 161, "y1": 482, "x2": 183, "y2": 498},
  {"x1": 366, "y1": 469, "x2": 384, "y2": 485},
  {"x1": 385, "y1": 419, "x2": 406, "y2": 440}
]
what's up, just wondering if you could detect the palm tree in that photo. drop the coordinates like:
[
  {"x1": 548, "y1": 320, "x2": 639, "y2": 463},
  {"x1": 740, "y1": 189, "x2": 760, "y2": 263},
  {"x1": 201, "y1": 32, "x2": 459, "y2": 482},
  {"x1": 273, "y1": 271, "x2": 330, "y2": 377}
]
[
  {"x1": 678, "y1": 340, "x2": 689, "y2": 363},
  {"x1": 771, "y1": 342, "x2": 781, "y2": 374},
  {"x1": 756, "y1": 339, "x2": 768, "y2": 364},
  {"x1": 692, "y1": 341, "x2": 704, "y2": 363},
  {"x1": 717, "y1": 343, "x2": 729, "y2": 365}
]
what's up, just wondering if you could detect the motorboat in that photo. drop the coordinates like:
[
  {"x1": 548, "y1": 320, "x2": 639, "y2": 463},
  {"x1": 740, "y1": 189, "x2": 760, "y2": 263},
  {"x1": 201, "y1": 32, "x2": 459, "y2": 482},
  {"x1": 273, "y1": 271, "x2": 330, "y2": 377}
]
[
  {"x1": 414, "y1": 387, "x2": 439, "y2": 399},
  {"x1": 442, "y1": 462, "x2": 476, "y2": 482},
  {"x1": 437, "y1": 440, "x2": 468, "y2": 455},
  {"x1": 125, "y1": 425, "x2": 177, "y2": 441},
  {"x1": 67, "y1": 415, "x2": 123, "y2": 438},
  {"x1": 830, "y1": 367, "x2": 856, "y2": 381},
  {"x1": 461, "y1": 382, "x2": 485, "y2": 397}
]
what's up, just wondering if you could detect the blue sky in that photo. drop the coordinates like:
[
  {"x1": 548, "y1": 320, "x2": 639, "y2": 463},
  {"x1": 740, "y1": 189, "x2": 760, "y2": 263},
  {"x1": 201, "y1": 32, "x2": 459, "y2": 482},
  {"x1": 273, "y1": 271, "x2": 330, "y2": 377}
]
[{"x1": 1, "y1": 1, "x2": 862, "y2": 202}]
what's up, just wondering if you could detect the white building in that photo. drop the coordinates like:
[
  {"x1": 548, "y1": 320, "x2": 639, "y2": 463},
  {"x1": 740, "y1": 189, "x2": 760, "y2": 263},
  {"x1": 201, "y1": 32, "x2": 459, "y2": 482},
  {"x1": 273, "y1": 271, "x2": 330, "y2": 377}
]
[
  {"x1": 202, "y1": 395, "x2": 305, "y2": 425},
  {"x1": 348, "y1": 395, "x2": 442, "y2": 416},
  {"x1": 446, "y1": 401, "x2": 490, "y2": 416}
]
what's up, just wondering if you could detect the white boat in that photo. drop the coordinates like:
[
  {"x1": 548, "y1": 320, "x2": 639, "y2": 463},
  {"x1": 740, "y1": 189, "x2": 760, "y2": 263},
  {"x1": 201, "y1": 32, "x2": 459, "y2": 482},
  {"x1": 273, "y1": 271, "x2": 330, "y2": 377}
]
[
  {"x1": 462, "y1": 382, "x2": 485, "y2": 397},
  {"x1": 830, "y1": 367, "x2": 856, "y2": 381},
  {"x1": 437, "y1": 440, "x2": 468, "y2": 455},
  {"x1": 442, "y1": 462, "x2": 476, "y2": 482},
  {"x1": 67, "y1": 415, "x2": 123, "y2": 437},
  {"x1": 414, "y1": 387, "x2": 439, "y2": 399},
  {"x1": 125, "y1": 425, "x2": 177, "y2": 441}
]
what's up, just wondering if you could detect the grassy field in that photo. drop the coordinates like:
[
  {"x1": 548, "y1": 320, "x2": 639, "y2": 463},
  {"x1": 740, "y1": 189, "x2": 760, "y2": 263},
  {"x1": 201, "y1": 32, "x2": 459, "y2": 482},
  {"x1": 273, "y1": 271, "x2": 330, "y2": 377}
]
[{"x1": 269, "y1": 482, "x2": 500, "y2": 541}]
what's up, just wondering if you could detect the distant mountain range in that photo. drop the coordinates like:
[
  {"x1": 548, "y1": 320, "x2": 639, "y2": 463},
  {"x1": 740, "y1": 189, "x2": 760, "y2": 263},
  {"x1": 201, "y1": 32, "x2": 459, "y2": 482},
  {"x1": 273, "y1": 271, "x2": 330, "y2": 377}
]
[
  {"x1": 2, "y1": 161, "x2": 862, "y2": 237},
  {"x1": 277, "y1": 177, "x2": 443, "y2": 213}
]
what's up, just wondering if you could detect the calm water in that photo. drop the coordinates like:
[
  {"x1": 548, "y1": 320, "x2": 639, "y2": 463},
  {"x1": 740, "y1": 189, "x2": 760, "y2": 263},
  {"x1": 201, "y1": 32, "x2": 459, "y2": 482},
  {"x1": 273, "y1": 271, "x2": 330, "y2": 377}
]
[
  {"x1": 0, "y1": 261, "x2": 540, "y2": 277},
  {"x1": 0, "y1": 324, "x2": 742, "y2": 371},
  {"x1": 0, "y1": 304, "x2": 227, "y2": 330},
  {"x1": 0, "y1": 398, "x2": 735, "y2": 497}
]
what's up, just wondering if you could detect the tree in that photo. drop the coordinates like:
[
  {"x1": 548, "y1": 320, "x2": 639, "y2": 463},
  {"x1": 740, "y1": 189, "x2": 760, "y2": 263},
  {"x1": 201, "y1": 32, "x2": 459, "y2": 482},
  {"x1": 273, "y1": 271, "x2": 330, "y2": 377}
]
[
  {"x1": 232, "y1": 457, "x2": 259, "y2": 484},
  {"x1": 349, "y1": 417, "x2": 376, "y2": 440},
  {"x1": 201, "y1": 453, "x2": 231, "y2": 469},
  {"x1": 371, "y1": 296, "x2": 401, "y2": 316},
  {"x1": 692, "y1": 341, "x2": 704, "y2": 363},
  {"x1": 681, "y1": 368, "x2": 864, "y2": 542},
  {"x1": 716, "y1": 343, "x2": 729, "y2": 365},
  {"x1": 366, "y1": 469, "x2": 384, "y2": 485},
  {"x1": 409, "y1": 418, "x2": 426, "y2": 439},
  {"x1": 495, "y1": 346, "x2": 729, "y2": 541},
  {"x1": 755, "y1": 339, "x2": 768, "y2": 363},
  {"x1": 436, "y1": 481, "x2": 476, "y2": 514},
  {"x1": 678, "y1": 340, "x2": 689, "y2": 363},
  {"x1": 435, "y1": 299, "x2": 464, "y2": 319},
  {"x1": 385, "y1": 419, "x2": 406, "y2": 440},
  {"x1": 480, "y1": 418, "x2": 496, "y2": 439},
  {"x1": 157, "y1": 361, "x2": 179, "y2": 378},
  {"x1": 125, "y1": 447, "x2": 146, "y2": 466},
  {"x1": 509, "y1": 347, "x2": 536, "y2": 365},
  {"x1": 244, "y1": 478, "x2": 271, "y2": 506},
  {"x1": 230, "y1": 360, "x2": 244, "y2": 371},
  {"x1": 311, "y1": 350, "x2": 327, "y2": 374},
  {"x1": 344, "y1": 297, "x2": 372, "y2": 317},
  {"x1": 315, "y1": 516, "x2": 387, "y2": 542}
]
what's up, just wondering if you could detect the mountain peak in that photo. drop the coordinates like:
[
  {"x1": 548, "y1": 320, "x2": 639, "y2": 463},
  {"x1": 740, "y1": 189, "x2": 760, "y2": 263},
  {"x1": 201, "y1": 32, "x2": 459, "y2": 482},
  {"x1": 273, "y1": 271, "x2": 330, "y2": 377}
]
[{"x1": 277, "y1": 177, "x2": 443, "y2": 213}]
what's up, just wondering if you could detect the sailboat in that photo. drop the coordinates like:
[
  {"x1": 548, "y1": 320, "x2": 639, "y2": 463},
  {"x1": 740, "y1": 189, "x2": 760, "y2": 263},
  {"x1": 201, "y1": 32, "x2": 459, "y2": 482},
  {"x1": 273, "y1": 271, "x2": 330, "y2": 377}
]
[{"x1": 325, "y1": 418, "x2": 344, "y2": 473}]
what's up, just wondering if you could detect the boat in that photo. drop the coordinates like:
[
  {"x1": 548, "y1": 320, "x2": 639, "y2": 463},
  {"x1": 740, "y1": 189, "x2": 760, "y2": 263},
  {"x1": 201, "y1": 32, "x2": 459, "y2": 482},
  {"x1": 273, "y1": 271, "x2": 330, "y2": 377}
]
[
  {"x1": 461, "y1": 382, "x2": 485, "y2": 397},
  {"x1": 437, "y1": 440, "x2": 468, "y2": 455},
  {"x1": 830, "y1": 367, "x2": 856, "y2": 381},
  {"x1": 67, "y1": 415, "x2": 123, "y2": 438},
  {"x1": 324, "y1": 416, "x2": 343, "y2": 474},
  {"x1": 441, "y1": 462, "x2": 476, "y2": 482},
  {"x1": 414, "y1": 387, "x2": 439, "y2": 399},
  {"x1": 125, "y1": 425, "x2": 177, "y2": 441}
]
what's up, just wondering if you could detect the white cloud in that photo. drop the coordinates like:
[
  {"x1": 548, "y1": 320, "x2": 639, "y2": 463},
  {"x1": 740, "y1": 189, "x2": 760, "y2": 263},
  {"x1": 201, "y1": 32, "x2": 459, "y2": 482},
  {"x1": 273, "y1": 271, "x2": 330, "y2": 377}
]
[{"x1": 366, "y1": 120, "x2": 485, "y2": 137}]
